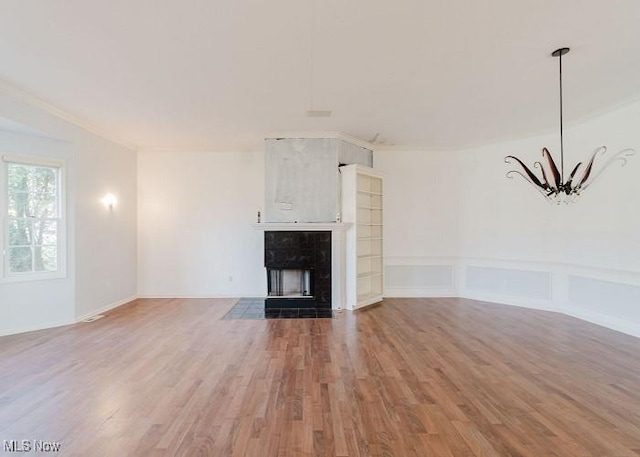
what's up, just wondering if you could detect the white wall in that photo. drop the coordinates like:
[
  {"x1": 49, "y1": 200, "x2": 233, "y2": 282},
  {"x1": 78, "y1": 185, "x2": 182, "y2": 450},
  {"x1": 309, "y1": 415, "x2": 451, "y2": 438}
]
[
  {"x1": 74, "y1": 135, "x2": 138, "y2": 320},
  {"x1": 138, "y1": 150, "x2": 265, "y2": 297},
  {"x1": 137, "y1": 148, "x2": 460, "y2": 299},
  {"x1": 0, "y1": 131, "x2": 76, "y2": 334},
  {"x1": 456, "y1": 100, "x2": 640, "y2": 336},
  {"x1": 136, "y1": 105, "x2": 640, "y2": 337},
  {"x1": 380, "y1": 100, "x2": 640, "y2": 337},
  {"x1": 458, "y1": 104, "x2": 640, "y2": 270},
  {"x1": 375, "y1": 149, "x2": 460, "y2": 296},
  {"x1": 2, "y1": 76, "x2": 636, "y2": 338},
  {"x1": 138, "y1": 148, "x2": 457, "y2": 299},
  {"x1": 0, "y1": 85, "x2": 137, "y2": 335}
]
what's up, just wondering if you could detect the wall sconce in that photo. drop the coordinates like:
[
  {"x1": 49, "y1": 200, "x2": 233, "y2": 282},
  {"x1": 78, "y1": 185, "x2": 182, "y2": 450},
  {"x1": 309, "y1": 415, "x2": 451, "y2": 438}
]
[{"x1": 101, "y1": 193, "x2": 117, "y2": 209}]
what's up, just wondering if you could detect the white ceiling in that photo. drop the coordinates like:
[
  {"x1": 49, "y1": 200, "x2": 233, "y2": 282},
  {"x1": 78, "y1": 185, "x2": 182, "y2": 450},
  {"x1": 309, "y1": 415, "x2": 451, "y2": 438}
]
[{"x1": 1, "y1": 0, "x2": 640, "y2": 151}]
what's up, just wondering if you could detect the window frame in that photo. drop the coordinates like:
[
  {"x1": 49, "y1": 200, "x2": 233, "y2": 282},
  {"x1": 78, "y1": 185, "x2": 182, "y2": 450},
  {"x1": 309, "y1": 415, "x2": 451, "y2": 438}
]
[{"x1": 1, "y1": 154, "x2": 67, "y2": 282}]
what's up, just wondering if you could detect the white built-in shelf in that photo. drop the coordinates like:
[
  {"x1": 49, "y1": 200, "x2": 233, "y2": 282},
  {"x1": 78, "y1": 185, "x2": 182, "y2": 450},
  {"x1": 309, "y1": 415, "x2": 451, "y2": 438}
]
[
  {"x1": 355, "y1": 292, "x2": 383, "y2": 308},
  {"x1": 358, "y1": 271, "x2": 383, "y2": 279},
  {"x1": 340, "y1": 164, "x2": 384, "y2": 310}
]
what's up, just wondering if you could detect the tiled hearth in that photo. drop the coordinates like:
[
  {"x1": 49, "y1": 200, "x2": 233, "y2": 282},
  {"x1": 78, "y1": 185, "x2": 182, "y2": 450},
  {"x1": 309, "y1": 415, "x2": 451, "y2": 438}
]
[{"x1": 223, "y1": 298, "x2": 334, "y2": 320}]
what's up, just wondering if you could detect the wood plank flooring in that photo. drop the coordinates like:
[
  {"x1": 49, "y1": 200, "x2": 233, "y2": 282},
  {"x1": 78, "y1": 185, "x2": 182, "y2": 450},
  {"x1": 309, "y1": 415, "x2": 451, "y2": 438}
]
[{"x1": 1, "y1": 297, "x2": 640, "y2": 456}]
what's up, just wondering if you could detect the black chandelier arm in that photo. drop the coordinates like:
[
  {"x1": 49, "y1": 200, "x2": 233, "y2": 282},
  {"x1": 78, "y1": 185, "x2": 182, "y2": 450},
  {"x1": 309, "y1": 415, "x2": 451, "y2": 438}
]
[
  {"x1": 505, "y1": 156, "x2": 548, "y2": 190},
  {"x1": 533, "y1": 161, "x2": 557, "y2": 192},
  {"x1": 541, "y1": 148, "x2": 562, "y2": 188},
  {"x1": 506, "y1": 170, "x2": 555, "y2": 200},
  {"x1": 563, "y1": 161, "x2": 584, "y2": 191},
  {"x1": 575, "y1": 146, "x2": 607, "y2": 190},
  {"x1": 580, "y1": 148, "x2": 636, "y2": 191}
]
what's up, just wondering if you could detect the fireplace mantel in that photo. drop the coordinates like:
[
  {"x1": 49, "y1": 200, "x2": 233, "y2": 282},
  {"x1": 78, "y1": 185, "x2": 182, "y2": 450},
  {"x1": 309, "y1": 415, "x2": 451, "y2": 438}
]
[
  {"x1": 253, "y1": 222, "x2": 351, "y2": 310},
  {"x1": 252, "y1": 222, "x2": 352, "y2": 232}
]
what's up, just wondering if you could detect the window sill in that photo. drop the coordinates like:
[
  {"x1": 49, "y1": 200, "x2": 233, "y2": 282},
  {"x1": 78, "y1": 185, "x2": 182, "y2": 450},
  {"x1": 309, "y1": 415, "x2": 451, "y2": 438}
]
[{"x1": 1, "y1": 271, "x2": 67, "y2": 283}]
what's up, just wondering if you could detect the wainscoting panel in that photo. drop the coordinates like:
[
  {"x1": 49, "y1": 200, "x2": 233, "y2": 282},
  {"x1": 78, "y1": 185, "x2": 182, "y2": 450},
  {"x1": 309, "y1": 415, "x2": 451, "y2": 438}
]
[
  {"x1": 569, "y1": 275, "x2": 640, "y2": 315},
  {"x1": 465, "y1": 266, "x2": 552, "y2": 301},
  {"x1": 563, "y1": 275, "x2": 640, "y2": 336},
  {"x1": 382, "y1": 256, "x2": 640, "y2": 337}
]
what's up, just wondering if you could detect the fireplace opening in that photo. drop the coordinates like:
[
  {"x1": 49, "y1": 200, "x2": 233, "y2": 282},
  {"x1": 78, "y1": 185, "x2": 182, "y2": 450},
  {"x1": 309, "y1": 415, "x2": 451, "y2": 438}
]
[{"x1": 268, "y1": 268, "x2": 314, "y2": 298}]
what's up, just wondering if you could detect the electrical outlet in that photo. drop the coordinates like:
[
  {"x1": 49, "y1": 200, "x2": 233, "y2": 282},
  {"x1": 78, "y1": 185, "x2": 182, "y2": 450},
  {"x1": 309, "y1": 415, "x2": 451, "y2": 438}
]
[{"x1": 228, "y1": 276, "x2": 233, "y2": 282}]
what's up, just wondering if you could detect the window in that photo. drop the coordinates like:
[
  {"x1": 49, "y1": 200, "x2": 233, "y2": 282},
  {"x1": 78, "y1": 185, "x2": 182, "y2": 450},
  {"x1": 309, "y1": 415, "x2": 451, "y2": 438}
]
[{"x1": 3, "y1": 156, "x2": 65, "y2": 280}]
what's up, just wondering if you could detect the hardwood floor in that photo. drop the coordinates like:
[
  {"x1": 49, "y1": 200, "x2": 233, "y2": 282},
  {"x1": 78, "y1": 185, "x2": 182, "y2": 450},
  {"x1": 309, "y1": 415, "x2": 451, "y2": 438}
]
[{"x1": 1, "y1": 297, "x2": 640, "y2": 456}]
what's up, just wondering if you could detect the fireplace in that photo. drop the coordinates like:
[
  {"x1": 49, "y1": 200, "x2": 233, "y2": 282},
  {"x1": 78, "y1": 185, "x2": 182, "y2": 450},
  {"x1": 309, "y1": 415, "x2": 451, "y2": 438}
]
[
  {"x1": 268, "y1": 269, "x2": 313, "y2": 298},
  {"x1": 264, "y1": 231, "x2": 331, "y2": 309}
]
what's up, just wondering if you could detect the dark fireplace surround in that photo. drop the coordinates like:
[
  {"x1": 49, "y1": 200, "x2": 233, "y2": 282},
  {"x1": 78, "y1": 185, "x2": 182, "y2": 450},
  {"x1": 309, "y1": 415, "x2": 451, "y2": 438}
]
[{"x1": 264, "y1": 231, "x2": 331, "y2": 309}]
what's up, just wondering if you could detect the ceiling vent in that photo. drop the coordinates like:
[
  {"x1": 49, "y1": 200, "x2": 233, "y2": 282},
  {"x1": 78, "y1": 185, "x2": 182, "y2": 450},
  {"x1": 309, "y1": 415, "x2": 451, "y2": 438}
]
[{"x1": 306, "y1": 110, "x2": 332, "y2": 118}]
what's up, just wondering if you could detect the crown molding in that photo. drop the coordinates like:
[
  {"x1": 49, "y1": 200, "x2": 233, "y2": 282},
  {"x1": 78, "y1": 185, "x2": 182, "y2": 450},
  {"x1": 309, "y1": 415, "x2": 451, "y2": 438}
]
[
  {"x1": 264, "y1": 131, "x2": 374, "y2": 151},
  {"x1": 0, "y1": 78, "x2": 138, "y2": 151}
]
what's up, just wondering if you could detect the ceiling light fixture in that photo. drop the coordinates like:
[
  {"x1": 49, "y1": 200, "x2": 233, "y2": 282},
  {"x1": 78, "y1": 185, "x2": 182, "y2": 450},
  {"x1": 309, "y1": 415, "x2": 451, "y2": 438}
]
[{"x1": 505, "y1": 47, "x2": 634, "y2": 204}]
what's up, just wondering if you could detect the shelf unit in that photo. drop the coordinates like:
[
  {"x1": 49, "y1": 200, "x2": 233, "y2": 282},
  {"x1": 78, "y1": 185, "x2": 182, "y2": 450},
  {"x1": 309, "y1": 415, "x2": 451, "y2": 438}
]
[{"x1": 340, "y1": 164, "x2": 384, "y2": 309}]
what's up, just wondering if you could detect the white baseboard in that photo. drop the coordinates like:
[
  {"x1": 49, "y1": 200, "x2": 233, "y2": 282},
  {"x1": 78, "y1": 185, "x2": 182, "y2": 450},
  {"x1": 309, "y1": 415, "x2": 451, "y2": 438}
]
[
  {"x1": 559, "y1": 304, "x2": 640, "y2": 338},
  {"x1": 0, "y1": 319, "x2": 74, "y2": 338},
  {"x1": 458, "y1": 290, "x2": 556, "y2": 313},
  {"x1": 0, "y1": 296, "x2": 139, "y2": 337},
  {"x1": 75, "y1": 294, "x2": 138, "y2": 323},
  {"x1": 385, "y1": 287, "x2": 457, "y2": 298}
]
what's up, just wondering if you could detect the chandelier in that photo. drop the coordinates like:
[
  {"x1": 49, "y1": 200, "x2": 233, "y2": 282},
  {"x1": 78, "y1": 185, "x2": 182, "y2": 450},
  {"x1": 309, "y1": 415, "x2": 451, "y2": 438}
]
[{"x1": 505, "y1": 47, "x2": 635, "y2": 204}]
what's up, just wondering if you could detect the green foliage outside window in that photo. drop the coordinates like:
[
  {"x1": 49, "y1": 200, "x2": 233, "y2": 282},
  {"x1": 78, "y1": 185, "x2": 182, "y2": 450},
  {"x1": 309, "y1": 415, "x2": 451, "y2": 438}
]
[{"x1": 6, "y1": 163, "x2": 59, "y2": 274}]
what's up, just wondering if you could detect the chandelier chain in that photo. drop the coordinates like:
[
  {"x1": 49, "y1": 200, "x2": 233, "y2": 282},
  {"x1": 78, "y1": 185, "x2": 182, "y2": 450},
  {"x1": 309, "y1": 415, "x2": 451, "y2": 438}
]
[{"x1": 559, "y1": 49, "x2": 564, "y2": 184}]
